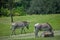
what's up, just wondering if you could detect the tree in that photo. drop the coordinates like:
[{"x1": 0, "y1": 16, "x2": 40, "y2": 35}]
[
  {"x1": 27, "y1": 0, "x2": 60, "y2": 14},
  {"x1": 8, "y1": 0, "x2": 14, "y2": 22}
]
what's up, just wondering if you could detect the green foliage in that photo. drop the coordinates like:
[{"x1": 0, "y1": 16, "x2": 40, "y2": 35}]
[
  {"x1": 1, "y1": 0, "x2": 60, "y2": 16},
  {"x1": 27, "y1": 0, "x2": 60, "y2": 14},
  {"x1": 20, "y1": 0, "x2": 31, "y2": 9},
  {"x1": 0, "y1": 0, "x2": 31, "y2": 16},
  {"x1": 0, "y1": 7, "x2": 26, "y2": 16},
  {"x1": 12, "y1": 7, "x2": 27, "y2": 16},
  {"x1": 1, "y1": 7, "x2": 10, "y2": 16}
]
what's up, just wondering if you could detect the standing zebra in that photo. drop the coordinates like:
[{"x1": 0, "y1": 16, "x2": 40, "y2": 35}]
[
  {"x1": 34, "y1": 23, "x2": 54, "y2": 37},
  {"x1": 11, "y1": 21, "x2": 29, "y2": 35}
]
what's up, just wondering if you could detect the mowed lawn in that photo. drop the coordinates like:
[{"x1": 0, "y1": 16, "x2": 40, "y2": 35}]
[
  {"x1": 14, "y1": 36, "x2": 60, "y2": 40},
  {"x1": 0, "y1": 14, "x2": 60, "y2": 36}
]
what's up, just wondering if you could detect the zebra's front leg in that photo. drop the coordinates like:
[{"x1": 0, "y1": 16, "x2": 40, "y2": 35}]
[
  {"x1": 35, "y1": 28, "x2": 39, "y2": 37},
  {"x1": 21, "y1": 28, "x2": 26, "y2": 34},
  {"x1": 11, "y1": 29, "x2": 16, "y2": 35}
]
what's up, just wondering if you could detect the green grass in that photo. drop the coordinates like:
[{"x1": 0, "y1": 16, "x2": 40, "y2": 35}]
[
  {"x1": 13, "y1": 36, "x2": 60, "y2": 40},
  {"x1": 0, "y1": 14, "x2": 60, "y2": 36}
]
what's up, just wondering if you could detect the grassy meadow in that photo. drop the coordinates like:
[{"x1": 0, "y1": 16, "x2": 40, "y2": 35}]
[
  {"x1": 14, "y1": 36, "x2": 60, "y2": 40},
  {"x1": 0, "y1": 14, "x2": 60, "y2": 36}
]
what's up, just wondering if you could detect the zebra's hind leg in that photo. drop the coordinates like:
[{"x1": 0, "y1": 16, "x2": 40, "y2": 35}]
[{"x1": 21, "y1": 28, "x2": 24, "y2": 34}]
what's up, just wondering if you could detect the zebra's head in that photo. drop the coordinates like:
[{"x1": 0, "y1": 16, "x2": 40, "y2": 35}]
[{"x1": 23, "y1": 21, "x2": 29, "y2": 29}]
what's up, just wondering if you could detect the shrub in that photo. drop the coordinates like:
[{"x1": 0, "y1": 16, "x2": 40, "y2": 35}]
[
  {"x1": 12, "y1": 7, "x2": 27, "y2": 16},
  {"x1": 1, "y1": 7, "x2": 10, "y2": 16}
]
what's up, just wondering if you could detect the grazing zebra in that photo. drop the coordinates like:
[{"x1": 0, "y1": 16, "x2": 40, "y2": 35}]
[
  {"x1": 11, "y1": 21, "x2": 29, "y2": 35},
  {"x1": 34, "y1": 23, "x2": 54, "y2": 37}
]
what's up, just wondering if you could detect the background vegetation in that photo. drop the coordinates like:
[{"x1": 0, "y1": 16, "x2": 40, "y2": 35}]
[{"x1": 0, "y1": 0, "x2": 60, "y2": 16}]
